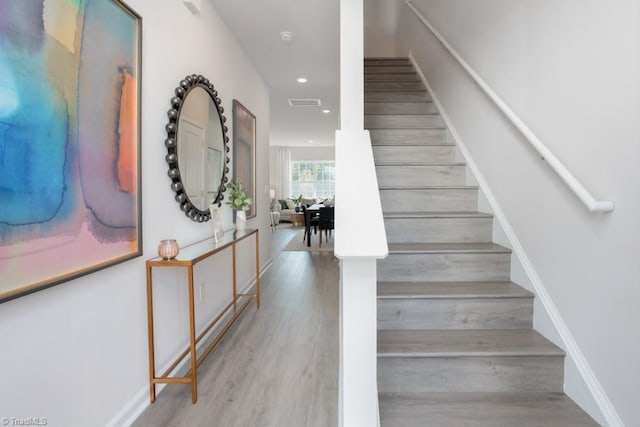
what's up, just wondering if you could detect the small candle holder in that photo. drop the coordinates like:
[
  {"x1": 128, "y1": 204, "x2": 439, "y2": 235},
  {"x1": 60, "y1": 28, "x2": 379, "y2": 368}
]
[{"x1": 158, "y1": 239, "x2": 179, "y2": 260}]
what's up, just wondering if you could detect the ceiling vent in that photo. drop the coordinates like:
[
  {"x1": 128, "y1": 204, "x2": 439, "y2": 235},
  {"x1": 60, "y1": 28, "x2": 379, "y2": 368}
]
[{"x1": 288, "y1": 98, "x2": 322, "y2": 107}]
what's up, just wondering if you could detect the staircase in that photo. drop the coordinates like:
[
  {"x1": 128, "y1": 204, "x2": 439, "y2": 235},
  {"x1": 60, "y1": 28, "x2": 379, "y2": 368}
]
[{"x1": 365, "y1": 57, "x2": 599, "y2": 426}]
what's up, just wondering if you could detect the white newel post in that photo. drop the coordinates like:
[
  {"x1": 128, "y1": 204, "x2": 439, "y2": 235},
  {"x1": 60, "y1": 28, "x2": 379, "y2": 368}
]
[
  {"x1": 339, "y1": 258, "x2": 380, "y2": 427},
  {"x1": 336, "y1": 1, "x2": 388, "y2": 426}
]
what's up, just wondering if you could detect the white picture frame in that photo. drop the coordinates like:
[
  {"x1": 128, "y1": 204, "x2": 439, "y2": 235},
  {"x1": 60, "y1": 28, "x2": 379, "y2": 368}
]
[{"x1": 209, "y1": 206, "x2": 224, "y2": 243}]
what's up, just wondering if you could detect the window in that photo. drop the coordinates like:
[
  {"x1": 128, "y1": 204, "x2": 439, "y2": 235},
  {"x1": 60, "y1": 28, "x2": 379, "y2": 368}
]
[{"x1": 290, "y1": 161, "x2": 335, "y2": 199}]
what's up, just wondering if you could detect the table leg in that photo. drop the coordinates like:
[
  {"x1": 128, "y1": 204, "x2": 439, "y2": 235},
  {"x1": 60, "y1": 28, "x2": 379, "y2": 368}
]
[
  {"x1": 146, "y1": 265, "x2": 157, "y2": 403},
  {"x1": 232, "y1": 243, "x2": 237, "y2": 310},
  {"x1": 255, "y1": 230, "x2": 261, "y2": 309},
  {"x1": 306, "y1": 211, "x2": 312, "y2": 247},
  {"x1": 187, "y1": 268, "x2": 198, "y2": 403}
]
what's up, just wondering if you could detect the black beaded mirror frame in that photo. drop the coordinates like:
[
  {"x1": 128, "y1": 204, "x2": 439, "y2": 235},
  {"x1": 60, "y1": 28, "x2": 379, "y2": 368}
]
[{"x1": 164, "y1": 74, "x2": 230, "y2": 222}]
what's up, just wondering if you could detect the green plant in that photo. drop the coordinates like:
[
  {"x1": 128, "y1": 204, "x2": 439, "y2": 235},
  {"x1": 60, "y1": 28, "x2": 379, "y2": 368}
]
[
  {"x1": 225, "y1": 178, "x2": 252, "y2": 211},
  {"x1": 290, "y1": 194, "x2": 303, "y2": 205}
]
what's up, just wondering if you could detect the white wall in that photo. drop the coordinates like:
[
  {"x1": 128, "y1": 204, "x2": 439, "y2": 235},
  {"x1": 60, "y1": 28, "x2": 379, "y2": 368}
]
[
  {"x1": 364, "y1": 0, "x2": 398, "y2": 57},
  {"x1": 396, "y1": 1, "x2": 640, "y2": 425},
  {"x1": 289, "y1": 146, "x2": 335, "y2": 161},
  {"x1": 0, "y1": 2, "x2": 271, "y2": 426}
]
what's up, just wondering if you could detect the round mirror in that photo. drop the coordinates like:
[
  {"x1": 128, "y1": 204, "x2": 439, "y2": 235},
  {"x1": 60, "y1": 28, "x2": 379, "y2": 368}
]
[{"x1": 165, "y1": 74, "x2": 230, "y2": 222}]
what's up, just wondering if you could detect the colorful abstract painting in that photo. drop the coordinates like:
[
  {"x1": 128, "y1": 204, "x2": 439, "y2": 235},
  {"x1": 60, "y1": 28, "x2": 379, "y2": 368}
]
[
  {"x1": 0, "y1": 0, "x2": 142, "y2": 302},
  {"x1": 232, "y1": 100, "x2": 256, "y2": 219}
]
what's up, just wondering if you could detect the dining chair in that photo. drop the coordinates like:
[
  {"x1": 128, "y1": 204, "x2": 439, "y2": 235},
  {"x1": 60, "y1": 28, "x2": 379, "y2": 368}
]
[
  {"x1": 318, "y1": 206, "x2": 334, "y2": 247},
  {"x1": 301, "y1": 205, "x2": 319, "y2": 242}
]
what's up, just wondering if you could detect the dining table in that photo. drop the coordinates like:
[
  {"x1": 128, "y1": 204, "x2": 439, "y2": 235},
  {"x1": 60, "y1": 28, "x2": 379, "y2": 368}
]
[{"x1": 304, "y1": 204, "x2": 326, "y2": 247}]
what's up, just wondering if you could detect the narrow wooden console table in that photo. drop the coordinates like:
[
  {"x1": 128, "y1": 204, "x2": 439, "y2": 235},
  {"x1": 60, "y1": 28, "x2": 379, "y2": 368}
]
[{"x1": 145, "y1": 228, "x2": 260, "y2": 403}]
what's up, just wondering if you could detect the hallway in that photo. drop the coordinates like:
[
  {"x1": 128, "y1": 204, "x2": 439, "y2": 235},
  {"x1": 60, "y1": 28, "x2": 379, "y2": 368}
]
[{"x1": 133, "y1": 226, "x2": 339, "y2": 426}]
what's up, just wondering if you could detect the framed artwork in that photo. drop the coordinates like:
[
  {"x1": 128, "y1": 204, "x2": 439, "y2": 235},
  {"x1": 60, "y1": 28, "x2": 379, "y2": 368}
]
[
  {"x1": 232, "y1": 100, "x2": 256, "y2": 219},
  {"x1": 0, "y1": 0, "x2": 142, "y2": 302}
]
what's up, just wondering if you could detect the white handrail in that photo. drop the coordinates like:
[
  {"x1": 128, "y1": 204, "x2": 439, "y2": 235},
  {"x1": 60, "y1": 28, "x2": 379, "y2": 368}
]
[{"x1": 405, "y1": 0, "x2": 614, "y2": 213}]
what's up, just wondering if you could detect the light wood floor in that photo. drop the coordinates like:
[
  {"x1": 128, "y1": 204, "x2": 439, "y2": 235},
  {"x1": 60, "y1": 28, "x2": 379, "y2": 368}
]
[{"x1": 133, "y1": 225, "x2": 339, "y2": 427}]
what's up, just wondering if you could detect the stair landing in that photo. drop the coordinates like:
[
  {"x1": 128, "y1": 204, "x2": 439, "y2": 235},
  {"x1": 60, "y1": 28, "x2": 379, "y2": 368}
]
[{"x1": 379, "y1": 392, "x2": 599, "y2": 427}]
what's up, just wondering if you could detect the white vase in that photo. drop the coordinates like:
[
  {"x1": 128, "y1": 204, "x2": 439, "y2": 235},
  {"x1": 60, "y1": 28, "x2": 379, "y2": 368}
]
[{"x1": 235, "y1": 210, "x2": 247, "y2": 231}]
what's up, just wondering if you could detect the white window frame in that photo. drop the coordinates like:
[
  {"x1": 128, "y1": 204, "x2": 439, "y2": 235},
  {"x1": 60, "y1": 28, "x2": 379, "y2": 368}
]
[{"x1": 289, "y1": 160, "x2": 335, "y2": 199}]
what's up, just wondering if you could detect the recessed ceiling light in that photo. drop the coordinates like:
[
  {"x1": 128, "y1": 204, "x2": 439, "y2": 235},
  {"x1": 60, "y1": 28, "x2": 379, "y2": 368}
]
[
  {"x1": 297, "y1": 77, "x2": 308, "y2": 83},
  {"x1": 280, "y1": 31, "x2": 293, "y2": 42},
  {"x1": 322, "y1": 109, "x2": 330, "y2": 114},
  {"x1": 308, "y1": 140, "x2": 314, "y2": 143}
]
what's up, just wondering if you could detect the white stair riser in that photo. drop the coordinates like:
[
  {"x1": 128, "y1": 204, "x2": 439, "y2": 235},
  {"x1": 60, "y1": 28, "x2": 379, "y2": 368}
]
[
  {"x1": 377, "y1": 165, "x2": 466, "y2": 187},
  {"x1": 366, "y1": 91, "x2": 432, "y2": 103},
  {"x1": 370, "y1": 129, "x2": 447, "y2": 145},
  {"x1": 380, "y1": 188, "x2": 478, "y2": 212},
  {"x1": 377, "y1": 253, "x2": 510, "y2": 282},
  {"x1": 377, "y1": 298, "x2": 533, "y2": 330},
  {"x1": 365, "y1": 114, "x2": 445, "y2": 129},
  {"x1": 365, "y1": 65, "x2": 415, "y2": 74},
  {"x1": 365, "y1": 102, "x2": 438, "y2": 115},
  {"x1": 384, "y1": 217, "x2": 492, "y2": 243},
  {"x1": 378, "y1": 356, "x2": 564, "y2": 392},
  {"x1": 365, "y1": 81, "x2": 425, "y2": 91},
  {"x1": 365, "y1": 73, "x2": 420, "y2": 81}
]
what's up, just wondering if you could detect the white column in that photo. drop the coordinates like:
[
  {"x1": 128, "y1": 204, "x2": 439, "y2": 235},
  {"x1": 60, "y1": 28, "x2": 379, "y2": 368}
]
[{"x1": 340, "y1": 0, "x2": 364, "y2": 131}]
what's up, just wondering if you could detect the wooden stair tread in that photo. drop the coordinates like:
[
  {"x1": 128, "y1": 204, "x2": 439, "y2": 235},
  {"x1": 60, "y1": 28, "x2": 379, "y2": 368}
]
[
  {"x1": 383, "y1": 211, "x2": 493, "y2": 219},
  {"x1": 365, "y1": 91, "x2": 429, "y2": 96},
  {"x1": 365, "y1": 113, "x2": 440, "y2": 116},
  {"x1": 365, "y1": 101, "x2": 434, "y2": 106},
  {"x1": 368, "y1": 127, "x2": 447, "y2": 130},
  {"x1": 365, "y1": 114, "x2": 445, "y2": 129},
  {"x1": 365, "y1": 76, "x2": 421, "y2": 82},
  {"x1": 367, "y1": 124, "x2": 445, "y2": 129},
  {"x1": 364, "y1": 67, "x2": 419, "y2": 70},
  {"x1": 369, "y1": 128, "x2": 446, "y2": 134},
  {"x1": 377, "y1": 281, "x2": 533, "y2": 299},
  {"x1": 379, "y1": 185, "x2": 478, "y2": 190},
  {"x1": 371, "y1": 141, "x2": 453, "y2": 146},
  {"x1": 376, "y1": 162, "x2": 466, "y2": 167},
  {"x1": 365, "y1": 112, "x2": 436, "y2": 115},
  {"x1": 364, "y1": 70, "x2": 416, "y2": 75},
  {"x1": 364, "y1": 101, "x2": 440, "y2": 108},
  {"x1": 365, "y1": 99, "x2": 431, "y2": 103},
  {"x1": 364, "y1": 57, "x2": 410, "y2": 60},
  {"x1": 364, "y1": 62, "x2": 411, "y2": 66},
  {"x1": 365, "y1": 88, "x2": 428, "y2": 93},
  {"x1": 364, "y1": 64, "x2": 412, "y2": 68},
  {"x1": 378, "y1": 329, "x2": 563, "y2": 357},
  {"x1": 388, "y1": 242, "x2": 511, "y2": 254},
  {"x1": 378, "y1": 392, "x2": 599, "y2": 427},
  {"x1": 365, "y1": 101, "x2": 433, "y2": 104}
]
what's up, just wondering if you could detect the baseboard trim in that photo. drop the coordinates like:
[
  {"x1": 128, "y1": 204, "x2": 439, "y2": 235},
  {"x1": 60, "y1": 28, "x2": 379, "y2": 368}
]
[
  {"x1": 105, "y1": 387, "x2": 148, "y2": 427},
  {"x1": 107, "y1": 259, "x2": 274, "y2": 427},
  {"x1": 408, "y1": 52, "x2": 622, "y2": 427}
]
